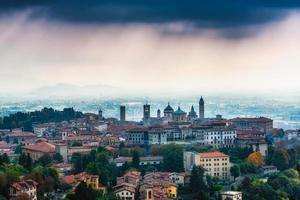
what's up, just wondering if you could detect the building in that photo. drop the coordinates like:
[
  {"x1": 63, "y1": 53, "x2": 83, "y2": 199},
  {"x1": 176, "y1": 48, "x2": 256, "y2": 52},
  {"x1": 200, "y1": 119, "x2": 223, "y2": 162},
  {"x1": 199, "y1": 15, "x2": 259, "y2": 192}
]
[
  {"x1": 203, "y1": 128, "x2": 237, "y2": 148},
  {"x1": 114, "y1": 156, "x2": 163, "y2": 167},
  {"x1": 164, "y1": 103, "x2": 174, "y2": 119},
  {"x1": 140, "y1": 172, "x2": 177, "y2": 200},
  {"x1": 9, "y1": 179, "x2": 38, "y2": 200},
  {"x1": 261, "y1": 165, "x2": 279, "y2": 175},
  {"x1": 143, "y1": 104, "x2": 151, "y2": 121},
  {"x1": 127, "y1": 126, "x2": 168, "y2": 146},
  {"x1": 7, "y1": 132, "x2": 36, "y2": 144},
  {"x1": 63, "y1": 172, "x2": 104, "y2": 191},
  {"x1": 187, "y1": 105, "x2": 198, "y2": 121},
  {"x1": 23, "y1": 141, "x2": 56, "y2": 161},
  {"x1": 172, "y1": 107, "x2": 187, "y2": 122},
  {"x1": 127, "y1": 127, "x2": 148, "y2": 145},
  {"x1": 235, "y1": 131, "x2": 268, "y2": 157},
  {"x1": 157, "y1": 109, "x2": 161, "y2": 118},
  {"x1": 114, "y1": 171, "x2": 141, "y2": 200},
  {"x1": 98, "y1": 108, "x2": 103, "y2": 120},
  {"x1": 220, "y1": 191, "x2": 242, "y2": 200},
  {"x1": 230, "y1": 117, "x2": 273, "y2": 134},
  {"x1": 194, "y1": 151, "x2": 230, "y2": 179},
  {"x1": 199, "y1": 96, "x2": 204, "y2": 120},
  {"x1": 120, "y1": 106, "x2": 126, "y2": 122}
]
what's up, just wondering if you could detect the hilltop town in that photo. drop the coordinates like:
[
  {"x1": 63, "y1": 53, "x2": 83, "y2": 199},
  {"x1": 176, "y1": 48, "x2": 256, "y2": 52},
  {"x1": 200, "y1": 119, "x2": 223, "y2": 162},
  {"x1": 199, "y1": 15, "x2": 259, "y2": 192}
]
[{"x1": 0, "y1": 97, "x2": 299, "y2": 200}]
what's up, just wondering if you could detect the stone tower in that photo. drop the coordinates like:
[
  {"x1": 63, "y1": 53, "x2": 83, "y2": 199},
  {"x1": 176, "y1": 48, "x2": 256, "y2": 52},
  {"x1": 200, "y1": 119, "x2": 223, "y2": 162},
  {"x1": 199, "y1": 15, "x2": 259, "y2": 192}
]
[
  {"x1": 143, "y1": 104, "x2": 150, "y2": 120},
  {"x1": 199, "y1": 96, "x2": 204, "y2": 120},
  {"x1": 120, "y1": 105, "x2": 126, "y2": 122}
]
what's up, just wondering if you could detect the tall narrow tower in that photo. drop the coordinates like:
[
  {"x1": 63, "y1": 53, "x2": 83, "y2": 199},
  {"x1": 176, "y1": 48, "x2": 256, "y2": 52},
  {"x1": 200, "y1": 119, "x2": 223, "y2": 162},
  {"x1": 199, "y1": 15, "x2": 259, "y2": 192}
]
[
  {"x1": 157, "y1": 109, "x2": 161, "y2": 118},
  {"x1": 143, "y1": 104, "x2": 150, "y2": 120},
  {"x1": 98, "y1": 108, "x2": 103, "y2": 120},
  {"x1": 120, "y1": 105, "x2": 126, "y2": 122},
  {"x1": 199, "y1": 96, "x2": 204, "y2": 120}
]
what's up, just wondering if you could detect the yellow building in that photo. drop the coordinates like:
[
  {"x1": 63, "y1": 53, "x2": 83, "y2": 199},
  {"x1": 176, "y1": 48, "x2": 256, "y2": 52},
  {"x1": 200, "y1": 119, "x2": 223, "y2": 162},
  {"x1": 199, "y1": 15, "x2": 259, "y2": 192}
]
[
  {"x1": 195, "y1": 151, "x2": 230, "y2": 179},
  {"x1": 166, "y1": 184, "x2": 177, "y2": 199},
  {"x1": 84, "y1": 175, "x2": 99, "y2": 189}
]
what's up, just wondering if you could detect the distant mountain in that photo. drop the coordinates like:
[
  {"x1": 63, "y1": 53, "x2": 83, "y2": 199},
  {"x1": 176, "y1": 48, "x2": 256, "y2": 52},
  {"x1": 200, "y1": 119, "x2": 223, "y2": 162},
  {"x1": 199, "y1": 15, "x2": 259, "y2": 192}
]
[{"x1": 28, "y1": 83, "x2": 124, "y2": 98}]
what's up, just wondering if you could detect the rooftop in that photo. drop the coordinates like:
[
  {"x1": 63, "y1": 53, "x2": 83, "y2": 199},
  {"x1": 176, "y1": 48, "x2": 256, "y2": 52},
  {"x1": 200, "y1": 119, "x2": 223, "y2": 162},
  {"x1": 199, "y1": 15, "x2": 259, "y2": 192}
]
[{"x1": 198, "y1": 151, "x2": 228, "y2": 158}]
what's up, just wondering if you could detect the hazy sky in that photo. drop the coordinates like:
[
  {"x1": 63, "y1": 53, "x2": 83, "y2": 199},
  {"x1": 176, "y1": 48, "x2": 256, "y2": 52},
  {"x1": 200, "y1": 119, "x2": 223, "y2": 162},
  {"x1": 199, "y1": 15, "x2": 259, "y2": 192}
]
[{"x1": 1, "y1": 1, "x2": 300, "y2": 95}]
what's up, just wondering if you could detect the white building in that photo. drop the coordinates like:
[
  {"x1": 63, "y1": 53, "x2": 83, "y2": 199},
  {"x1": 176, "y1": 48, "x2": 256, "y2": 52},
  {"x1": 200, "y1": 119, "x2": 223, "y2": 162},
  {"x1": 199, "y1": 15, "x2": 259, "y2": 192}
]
[
  {"x1": 220, "y1": 191, "x2": 242, "y2": 200},
  {"x1": 9, "y1": 179, "x2": 38, "y2": 200},
  {"x1": 203, "y1": 128, "x2": 237, "y2": 148}
]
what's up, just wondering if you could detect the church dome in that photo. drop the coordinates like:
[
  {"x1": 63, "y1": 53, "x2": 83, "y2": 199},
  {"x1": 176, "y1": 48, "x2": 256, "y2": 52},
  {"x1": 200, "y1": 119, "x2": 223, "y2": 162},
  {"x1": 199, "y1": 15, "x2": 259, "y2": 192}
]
[{"x1": 164, "y1": 103, "x2": 174, "y2": 113}]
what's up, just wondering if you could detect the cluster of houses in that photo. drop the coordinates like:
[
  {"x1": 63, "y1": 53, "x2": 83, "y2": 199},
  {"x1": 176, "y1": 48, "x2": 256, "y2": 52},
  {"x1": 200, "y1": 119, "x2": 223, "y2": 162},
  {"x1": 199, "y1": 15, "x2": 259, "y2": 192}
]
[
  {"x1": 114, "y1": 171, "x2": 190, "y2": 200},
  {"x1": 0, "y1": 98, "x2": 298, "y2": 200}
]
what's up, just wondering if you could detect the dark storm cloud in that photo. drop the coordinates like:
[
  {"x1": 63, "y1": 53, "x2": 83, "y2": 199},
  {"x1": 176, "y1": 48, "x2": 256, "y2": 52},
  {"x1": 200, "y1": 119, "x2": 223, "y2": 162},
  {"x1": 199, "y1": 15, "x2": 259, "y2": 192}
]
[{"x1": 1, "y1": 0, "x2": 300, "y2": 28}]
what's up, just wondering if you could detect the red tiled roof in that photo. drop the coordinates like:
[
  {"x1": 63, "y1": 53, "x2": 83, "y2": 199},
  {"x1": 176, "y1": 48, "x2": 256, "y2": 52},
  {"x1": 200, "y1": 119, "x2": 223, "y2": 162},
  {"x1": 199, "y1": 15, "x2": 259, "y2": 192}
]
[
  {"x1": 62, "y1": 175, "x2": 75, "y2": 185},
  {"x1": 23, "y1": 142, "x2": 55, "y2": 153},
  {"x1": 230, "y1": 117, "x2": 272, "y2": 123},
  {"x1": 8, "y1": 132, "x2": 36, "y2": 137},
  {"x1": 198, "y1": 151, "x2": 228, "y2": 158}
]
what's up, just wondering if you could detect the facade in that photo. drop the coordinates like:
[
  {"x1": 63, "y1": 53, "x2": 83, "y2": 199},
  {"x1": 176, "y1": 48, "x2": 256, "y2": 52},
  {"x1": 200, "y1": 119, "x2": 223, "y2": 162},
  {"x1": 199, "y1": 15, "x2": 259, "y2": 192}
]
[
  {"x1": 194, "y1": 151, "x2": 230, "y2": 179},
  {"x1": 120, "y1": 106, "x2": 126, "y2": 122},
  {"x1": 9, "y1": 179, "x2": 38, "y2": 200},
  {"x1": 143, "y1": 104, "x2": 151, "y2": 121},
  {"x1": 172, "y1": 107, "x2": 187, "y2": 122},
  {"x1": 261, "y1": 165, "x2": 279, "y2": 175},
  {"x1": 230, "y1": 117, "x2": 273, "y2": 134},
  {"x1": 114, "y1": 156, "x2": 163, "y2": 167},
  {"x1": 199, "y1": 96, "x2": 204, "y2": 120},
  {"x1": 23, "y1": 141, "x2": 55, "y2": 161},
  {"x1": 220, "y1": 191, "x2": 242, "y2": 200},
  {"x1": 127, "y1": 127, "x2": 148, "y2": 145},
  {"x1": 203, "y1": 128, "x2": 237, "y2": 148}
]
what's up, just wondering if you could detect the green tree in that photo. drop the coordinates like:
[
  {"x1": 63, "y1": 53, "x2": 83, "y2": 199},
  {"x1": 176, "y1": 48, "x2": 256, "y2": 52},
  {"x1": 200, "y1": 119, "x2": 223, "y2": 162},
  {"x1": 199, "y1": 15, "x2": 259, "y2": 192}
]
[
  {"x1": 190, "y1": 166, "x2": 209, "y2": 200},
  {"x1": 131, "y1": 150, "x2": 140, "y2": 169},
  {"x1": 271, "y1": 148, "x2": 290, "y2": 171},
  {"x1": 37, "y1": 154, "x2": 52, "y2": 166},
  {"x1": 25, "y1": 153, "x2": 32, "y2": 171},
  {"x1": 160, "y1": 144, "x2": 184, "y2": 172},
  {"x1": 230, "y1": 165, "x2": 240, "y2": 180},
  {"x1": 18, "y1": 153, "x2": 27, "y2": 168},
  {"x1": 53, "y1": 153, "x2": 64, "y2": 163}
]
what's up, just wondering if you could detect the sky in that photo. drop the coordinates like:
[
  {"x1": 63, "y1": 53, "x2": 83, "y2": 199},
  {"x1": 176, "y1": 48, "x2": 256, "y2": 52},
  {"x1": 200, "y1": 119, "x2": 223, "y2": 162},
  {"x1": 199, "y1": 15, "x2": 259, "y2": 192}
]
[{"x1": 1, "y1": 1, "x2": 300, "y2": 96}]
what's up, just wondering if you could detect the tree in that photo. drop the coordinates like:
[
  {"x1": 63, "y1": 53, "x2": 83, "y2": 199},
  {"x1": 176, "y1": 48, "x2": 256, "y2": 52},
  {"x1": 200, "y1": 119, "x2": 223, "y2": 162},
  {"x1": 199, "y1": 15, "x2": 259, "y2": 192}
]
[
  {"x1": 271, "y1": 148, "x2": 290, "y2": 171},
  {"x1": 247, "y1": 152, "x2": 264, "y2": 167},
  {"x1": 53, "y1": 153, "x2": 63, "y2": 163},
  {"x1": 160, "y1": 144, "x2": 184, "y2": 172},
  {"x1": 72, "y1": 153, "x2": 84, "y2": 174},
  {"x1": 131, "y1": 150, "x2": 140, "y2": 169},
  {"x1": 37, "y1": 154, "x2": 52, "y2": 166},
  {"x1": 18, "y1": 153, "x2": 27, "y2": 169},
  {"x1": 230, "y1": 165, "x2": 240, "y2": 180},
  {"x1": 25, "y1": 153, "x2": 32, "y2": 171},
  {"x1": 190, "y1": 166, "x2": 209, "y2": 200},
  {"x1": 72, "y1": 181, "x2": 96, "y2": 200}
]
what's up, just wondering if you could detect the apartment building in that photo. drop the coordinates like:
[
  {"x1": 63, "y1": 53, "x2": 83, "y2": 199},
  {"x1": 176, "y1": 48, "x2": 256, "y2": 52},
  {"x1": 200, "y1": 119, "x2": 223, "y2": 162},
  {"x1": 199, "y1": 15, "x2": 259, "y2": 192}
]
[{"x1": 195, "y1": 151, "x2": 230, "y2": 179}]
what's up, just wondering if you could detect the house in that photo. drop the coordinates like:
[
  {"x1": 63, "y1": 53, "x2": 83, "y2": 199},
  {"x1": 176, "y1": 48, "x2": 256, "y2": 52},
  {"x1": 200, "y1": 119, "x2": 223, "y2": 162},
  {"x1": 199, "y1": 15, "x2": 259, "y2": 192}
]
[
  {"x1": 9, "y1": 179, "x2": 38, "y2": 200},
  {"x1": 62, "y1": 172, "x2": 105, "y2": 192},
  {"x1": 114, "y1": 171, "x2": 141, "y2": 200},
  {"x1": 114, "y1": 156, "x2": 163, "y2": 167},
  {"x1": 7, "y1": 132, "x2": 36, "y2": 144},
  {"x1": 261, "y1": 165, "x2": 279, "y2": 175},
  {"x1": 220, "y1": 191, "x2": 242, "y2": 200},
  {"x1": 229, "y1": 117, "x2": 273, "y2": 134},
  {"x1": 22, "y1": 141, "x2": 55, "y2": 161}
]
